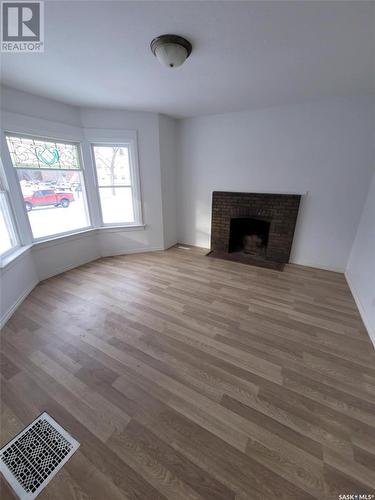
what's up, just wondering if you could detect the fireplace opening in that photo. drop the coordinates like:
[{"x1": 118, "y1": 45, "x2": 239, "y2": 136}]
[{"x1": 228, "y1": 218, "x2": 271, "y2": 257}]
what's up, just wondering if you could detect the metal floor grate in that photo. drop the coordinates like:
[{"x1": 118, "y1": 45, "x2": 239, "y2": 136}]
[{"x1": 0, "y1": 412, "x2": 79, "y2": 499}]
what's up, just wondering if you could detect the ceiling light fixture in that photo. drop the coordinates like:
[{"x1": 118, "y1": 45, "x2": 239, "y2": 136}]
[{"x1": 150, "y1": 34, "x2": 192, "y2": 68}]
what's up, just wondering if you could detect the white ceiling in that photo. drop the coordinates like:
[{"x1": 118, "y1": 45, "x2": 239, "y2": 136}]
[{"x1": 1, "y1": 0, "x2": 374, "y2": 118}]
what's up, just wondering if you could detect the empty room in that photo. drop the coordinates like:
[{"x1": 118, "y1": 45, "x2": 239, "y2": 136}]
[{"x1": 0, "y1": 1, "x2": 374, "y2": 499}]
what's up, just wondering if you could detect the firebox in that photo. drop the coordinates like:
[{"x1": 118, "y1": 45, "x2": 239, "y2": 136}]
[{"x1": 228, "y1": 217, "x2": 271, "y2": 257}]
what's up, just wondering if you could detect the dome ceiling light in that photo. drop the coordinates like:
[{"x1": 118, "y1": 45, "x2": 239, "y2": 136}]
[{"x1": 150, "y1": 34, "x2": 192, "y2": 68}]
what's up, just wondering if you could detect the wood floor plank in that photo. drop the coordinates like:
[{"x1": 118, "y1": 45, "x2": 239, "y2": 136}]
[
  {"x1": 1, "y1": 246, "x2": 374, "y2": 499},
  {"x1": 112, "y1": 419, "x2": 235, "y2": 500}
]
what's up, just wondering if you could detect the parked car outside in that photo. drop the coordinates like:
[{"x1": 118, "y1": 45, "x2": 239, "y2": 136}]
[{"x1": 23, "y1": 189, "x2": 75, "y2": 211}]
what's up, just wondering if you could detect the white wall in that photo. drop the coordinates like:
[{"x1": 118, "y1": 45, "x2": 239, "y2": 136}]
[
  {"x1": 159, "y1": 114, "x2": 178, "y2": 248},
  {"x1": 177, "y1": 97, "x2": 374, "y2": 271},
  {"x1": 0, "y1": 250, "x2": 38, "y2": 326},
  {"x1": 32, "y1": 232, "x2": 100, "y2": 281},
  {"x1": 346, "y1": 170, "x2": 375, "y2": 345},
  {"x1": 1, "y1": 86, "x2": 82, "y2": 126}
]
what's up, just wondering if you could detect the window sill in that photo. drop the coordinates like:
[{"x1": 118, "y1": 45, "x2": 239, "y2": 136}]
[
  {"x1": 0, "y1": 244, "x2": 33, "y2": 271},
  {"x1": 0, "y1": 224, "x2": 146, "y2": 269},
  {"x1": 98, "y1": 224, "x2": 146, "y2": 233}
]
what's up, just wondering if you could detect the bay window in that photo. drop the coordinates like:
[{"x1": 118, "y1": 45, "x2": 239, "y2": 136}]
[
  {"x1": 1, "y1": 130, "x2": 143, "y2": 262},
  {"x1": 5, "y1": 134, "x2": 91, "y2": 240}
]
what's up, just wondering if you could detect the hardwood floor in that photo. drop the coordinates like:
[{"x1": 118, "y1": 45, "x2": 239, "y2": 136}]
[{"x1": 1, "y1": 246, "x2": 374, "y2": 499}]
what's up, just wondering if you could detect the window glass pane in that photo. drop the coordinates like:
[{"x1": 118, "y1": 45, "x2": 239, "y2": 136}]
[
  {"x1": 0, "y1": 208, "x2": 12, "y2": 255},
  {"x1": 0, "y1": 193, "x2": 17, "y2": 255},
  {"x1": 18, "y1": 169, "x2": 90, "y2": 239},
  {"x1": 6, "y1": 135, "x2": 80, "y2": 170},
  {"x1": 93, "y1": 146, "x2": 131, "y2": 186},
  {"x1": 93, "y1": 144, "x2": 137, "y2": 225},
  {"x1": 6, "y1": 135, "x2": 91, "y2": 240},
  {"x1": 99, "y1": 187, "x2": 134, "y2": 224}
]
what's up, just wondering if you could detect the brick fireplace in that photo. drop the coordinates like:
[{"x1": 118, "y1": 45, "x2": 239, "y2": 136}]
[{"x1": 209, "y1": 191, "x2": 301, "y2": 270}]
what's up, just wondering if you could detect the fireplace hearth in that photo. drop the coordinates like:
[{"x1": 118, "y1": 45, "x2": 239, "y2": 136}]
[{"x1": 209, "y1": 191, "x2": 301, "y2": 270}]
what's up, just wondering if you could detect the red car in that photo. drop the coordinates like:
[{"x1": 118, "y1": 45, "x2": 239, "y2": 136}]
[{"x1": 24, "y1": 189, "x2": 75, "y2": 211}]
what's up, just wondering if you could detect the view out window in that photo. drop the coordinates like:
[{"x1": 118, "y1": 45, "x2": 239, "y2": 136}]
[
  {"x1": 6, "y1": 135, "x2": 91, "y2": 240},
  {"x1": 0, "y1": 163, "x2": 18, "y2": 257},
  {"x1": 92, "y1": 144, "x2": 140, "y2": 225}
]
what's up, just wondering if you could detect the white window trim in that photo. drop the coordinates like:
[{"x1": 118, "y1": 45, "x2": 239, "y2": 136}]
[
  {"x1": 1, "y1": 133, "x2": 33, "y2": 246},
  {"x1": 0, "y1": 190, "x2": 20, "y2": 259},
  {"x1": 87, "y1": 131, "x2": 143, "y2": 227},
  {"x1": 0, "y1": 156, "x2": 21, "y2": 259},
  {"x1": 4, "y1": 131, "x2": 94, "y2": 242}
]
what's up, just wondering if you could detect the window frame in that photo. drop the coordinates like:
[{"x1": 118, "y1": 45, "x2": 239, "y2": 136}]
[
  {"x1": 0, "y1": 157, "x2": 20, "y2": 259},
  {"x1": 91, "y1": 140, "x2": 143, "y2": 227},
  {"x1": 4, "y1": 132, "x2": 94, "y2": 243}
]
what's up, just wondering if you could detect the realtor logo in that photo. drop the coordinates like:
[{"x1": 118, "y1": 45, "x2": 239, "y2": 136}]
[{"x1": 1, "y1": 1, "x2": 44, "y2": 52}]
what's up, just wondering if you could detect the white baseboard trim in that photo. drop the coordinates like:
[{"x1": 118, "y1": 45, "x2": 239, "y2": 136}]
[
  {"x1": 0, "y1": 279, "x2": 39, "y2": 329},
  {"x1": 345, "y1": 271, "x2": 375, "y2": 349},
  {"x1": 290, "y1": 260, "x2": 345, "y2": 273},
  {"x1": 99, "y1": 246, "x2": 164, "y2": 257},
  {"x1": 130, "y1": 246, "x2": 164, "y2": 253},
  {"x1": 38, "y1": 255, "x2": 101, "y2": 282}
]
